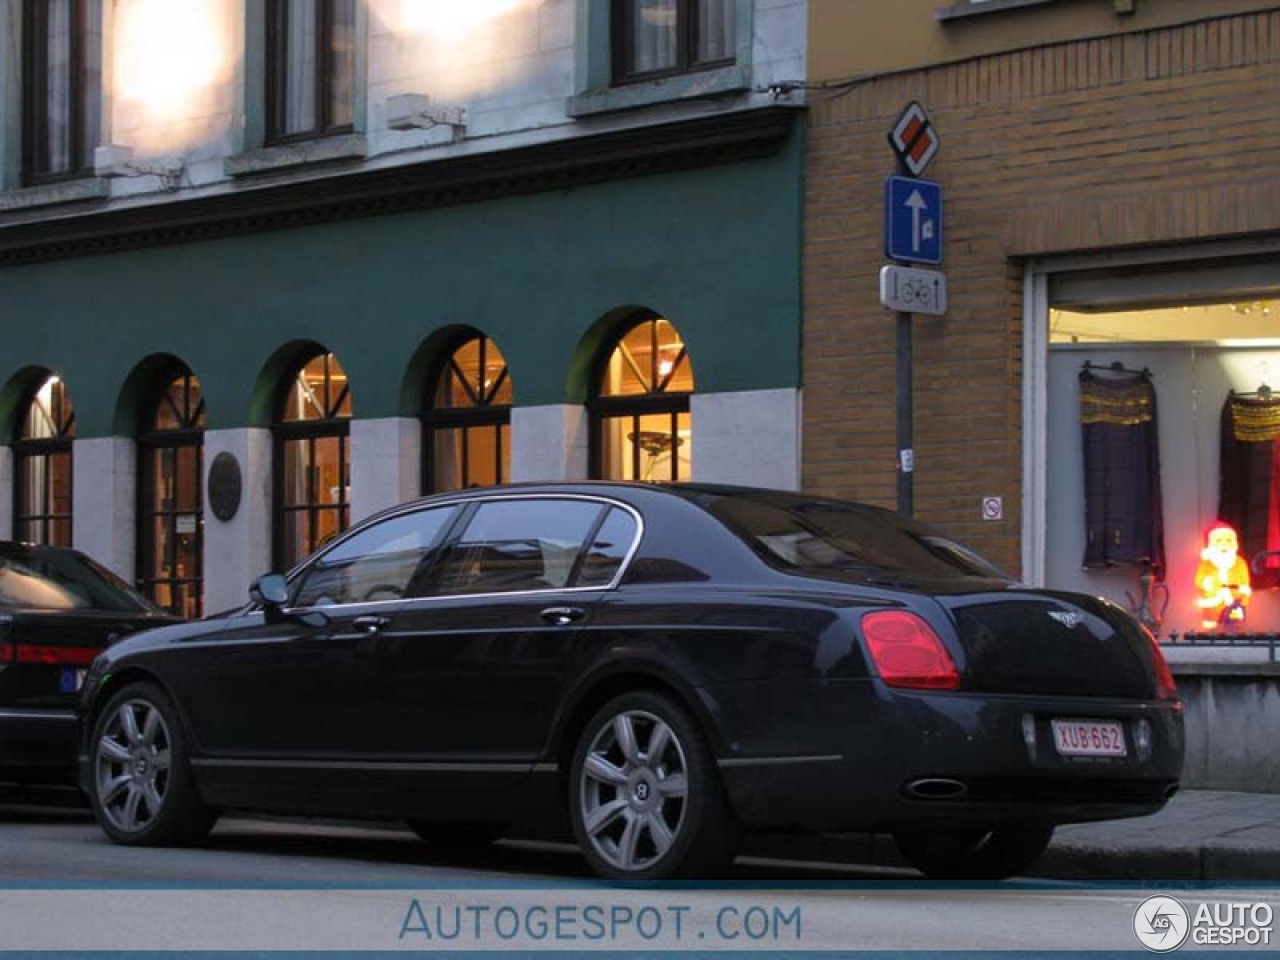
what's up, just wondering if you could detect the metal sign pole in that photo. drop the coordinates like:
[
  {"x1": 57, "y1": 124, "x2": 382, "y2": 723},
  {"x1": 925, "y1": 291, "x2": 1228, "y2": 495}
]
[{"x1": 896, "y1": 306, "x2": 914, "y2": 517}]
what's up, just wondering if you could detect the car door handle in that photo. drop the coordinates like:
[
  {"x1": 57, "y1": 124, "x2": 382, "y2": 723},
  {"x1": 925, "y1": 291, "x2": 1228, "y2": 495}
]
[
  {"x1": 540, "y1": 606, "x2": 586, "y2": 627},
  {"x1": 351, "y1": 615, "x2": 390, "y2": 635}
]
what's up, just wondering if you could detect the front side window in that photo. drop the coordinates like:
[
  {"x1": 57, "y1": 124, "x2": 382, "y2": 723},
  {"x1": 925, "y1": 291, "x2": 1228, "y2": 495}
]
[
  {"x1": 14, "y1": 375, "x2": 76, "y2": 547},
  {"x1": 22, "y1": 0, "x2": 103, "y2": 183},
  {"x1": 613, "y1": 0, "x2": 735, "y2": 84},
  {"x1": 274, "y1": 352, "x2": 352, "y2": 571},
  {"x1": 137, "y1": 369, "x2": 205, "y2": 618},
  {"x1": 432, "y1": 499, "x2": 610, "y2": 595},
  {"x1": 591, "y1": 315, "x2": 694, "y2": 482},
  {"x1": 266, "y1": 0, "x2": 356, "y2": 143},
  {"x1": 291, "y1": 506, "x2": 454, "y2": 607},
  {"x1": 424, "y1": 335, "x2": 512, "y2": 493}
]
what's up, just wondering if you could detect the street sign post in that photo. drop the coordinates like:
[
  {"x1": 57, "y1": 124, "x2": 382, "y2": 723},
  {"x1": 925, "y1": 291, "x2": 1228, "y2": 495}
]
[
  {"x1": 879, "y1": 264, "x2": 947, "y2": 316},
  {"x1": 884, "y1": 176, "x2": 942, "y2": 265}
]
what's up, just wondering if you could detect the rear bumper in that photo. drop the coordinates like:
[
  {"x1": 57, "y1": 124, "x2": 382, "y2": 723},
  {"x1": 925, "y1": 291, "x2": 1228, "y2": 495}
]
[
  {"x1": 706, "y1": 680, "x2": 1184, "y2": 832},
  {"x1": 0, "y1": 708, "x2": 78, "y2": 785}
]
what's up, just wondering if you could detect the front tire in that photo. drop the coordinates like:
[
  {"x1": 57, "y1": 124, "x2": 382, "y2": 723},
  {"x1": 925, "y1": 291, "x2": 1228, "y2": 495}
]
[
  {"x1": 569, "y1": 690, "x2": 738, "y2": 881},
  {"x1": 88, "y1": 682, "x2": 217, "y2": 846},
  {"x1": 893, "y1": 821, "x2": 1054, "y2": 879}
]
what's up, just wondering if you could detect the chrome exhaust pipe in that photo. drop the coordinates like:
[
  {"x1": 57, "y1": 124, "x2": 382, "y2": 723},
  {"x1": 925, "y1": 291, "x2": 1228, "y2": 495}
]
[{"x1": 903, "y1": 777, "x2": 968, "y2": 800}]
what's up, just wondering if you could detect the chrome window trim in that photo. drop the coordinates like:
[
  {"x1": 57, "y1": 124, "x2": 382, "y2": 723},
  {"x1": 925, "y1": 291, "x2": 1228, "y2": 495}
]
[{"x1": 282, "y1": 492, "x2": 645, "y2": 613}]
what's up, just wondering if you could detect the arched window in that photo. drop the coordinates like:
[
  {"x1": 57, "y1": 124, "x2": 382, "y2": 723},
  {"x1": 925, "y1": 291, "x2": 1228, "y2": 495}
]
[
  {"x1": 424, "y1": 334, "x2": 511, "y2": 493},
  {"x1": 274, "y1": 352, "x2": 351, "y2": 570},
  {"x1": 137, "y1": 367, "x2": 205, "y2": 618},
  {"x1": 591, "y1": 315, "x2": 694, "y2": 482},
  {"x1": 14, "y1": 374, "x2": 75, "y2": 546}
]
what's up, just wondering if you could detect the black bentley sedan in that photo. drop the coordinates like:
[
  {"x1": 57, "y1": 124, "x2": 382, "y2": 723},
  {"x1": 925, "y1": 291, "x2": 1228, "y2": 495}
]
[
  {"x1": 76, "y1": 483, "x2": 1183, "y2": 880},
  {"x1": 0, "y1": 542, "x2": 177, "y2": 787}
]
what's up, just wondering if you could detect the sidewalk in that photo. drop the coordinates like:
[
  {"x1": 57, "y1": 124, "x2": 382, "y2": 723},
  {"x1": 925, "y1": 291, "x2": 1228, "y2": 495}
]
[{"x1": 743, "y1": 789, "x2": 1280, "y2": 883}]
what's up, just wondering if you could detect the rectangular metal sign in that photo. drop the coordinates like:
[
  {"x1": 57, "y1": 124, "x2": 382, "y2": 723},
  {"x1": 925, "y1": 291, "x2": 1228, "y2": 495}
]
[
  {"x1": 879, "y1": 264, "x2": 947, "y2": 316},
  {"x1": 884, "y1": 176, "x2": 943, "y2": 264}
]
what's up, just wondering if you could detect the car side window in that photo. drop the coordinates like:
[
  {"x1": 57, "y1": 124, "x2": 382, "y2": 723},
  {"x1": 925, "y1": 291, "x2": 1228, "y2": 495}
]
[
  {"x1": 429, "y1": 499, "x2": 606, "y2": 596},
  {"x1": 576, "y1": 507, "x2": 639, "y2": 587},
  {"x1": 290, "y1": 507, "x2": 455, "y2": 607}
]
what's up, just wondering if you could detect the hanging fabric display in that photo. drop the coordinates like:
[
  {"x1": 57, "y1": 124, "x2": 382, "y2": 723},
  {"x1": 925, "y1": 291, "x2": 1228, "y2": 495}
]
[
  {"x1": 1219, "y1": 389, "x2": 1280, "y2": 592},
  {"x1": 1079, "y1": 365, "x2": 1165, "y2": 578}
]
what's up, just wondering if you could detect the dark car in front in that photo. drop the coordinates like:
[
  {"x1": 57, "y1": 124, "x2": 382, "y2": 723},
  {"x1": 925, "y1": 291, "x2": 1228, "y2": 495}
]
[
  {"x1": 0, "y1": 542, "x2": 178, "y2": 787},
  {"x1": 75, "y1": 483, "x2": 1183, "y2": 880}
]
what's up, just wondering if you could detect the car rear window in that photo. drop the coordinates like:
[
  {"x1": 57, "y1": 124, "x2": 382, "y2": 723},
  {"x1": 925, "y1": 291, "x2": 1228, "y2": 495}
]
[
  {"x1": 706, "y1": 495, "x2": 1010, "y2": 580},
  {"x1": 0, "y1": 544, "x2": 157, "y2": 612}
]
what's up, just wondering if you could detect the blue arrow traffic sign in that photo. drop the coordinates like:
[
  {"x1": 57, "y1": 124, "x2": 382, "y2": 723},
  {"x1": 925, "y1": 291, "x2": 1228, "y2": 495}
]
[{"x1": 884, "y1": 175, "x2": 943, "y2": 265}]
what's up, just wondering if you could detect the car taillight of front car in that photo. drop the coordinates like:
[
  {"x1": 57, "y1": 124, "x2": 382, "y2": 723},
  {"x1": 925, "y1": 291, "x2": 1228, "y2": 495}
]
[{"x1": 861, "y1": 610, "x2": 959, "y2": 690}]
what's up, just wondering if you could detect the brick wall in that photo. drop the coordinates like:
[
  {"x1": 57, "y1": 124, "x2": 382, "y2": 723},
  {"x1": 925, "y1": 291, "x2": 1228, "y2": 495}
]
[{"x1": 803, "y1": 9, "x2": 1280, "y2": 573}]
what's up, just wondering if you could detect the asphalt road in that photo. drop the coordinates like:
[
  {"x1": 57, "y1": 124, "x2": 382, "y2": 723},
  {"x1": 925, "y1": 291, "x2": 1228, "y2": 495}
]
[{"x1": 3, "y1": 798, "x2": 1278, "y2": 953}]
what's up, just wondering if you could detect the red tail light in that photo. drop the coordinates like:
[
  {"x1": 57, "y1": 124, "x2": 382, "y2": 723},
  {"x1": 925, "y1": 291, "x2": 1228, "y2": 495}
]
[
  {"x1": 862, "y1": 610, "x2": 960, "y2": 690},
  {"x1": 14, "y1": 644, "x2": 100, "y2": 666},
  {"x1": 1141, "y1": 626, "x2": 1178, "y2": 701}
]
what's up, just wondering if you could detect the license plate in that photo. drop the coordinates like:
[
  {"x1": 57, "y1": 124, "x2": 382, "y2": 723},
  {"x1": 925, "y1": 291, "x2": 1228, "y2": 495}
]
[
  {"x1": 59, "y1": 668, "x2": 88, "y2": 694},
  {"x1": 1051, "y1": 718, "x2": 1127, "y2": 757}
]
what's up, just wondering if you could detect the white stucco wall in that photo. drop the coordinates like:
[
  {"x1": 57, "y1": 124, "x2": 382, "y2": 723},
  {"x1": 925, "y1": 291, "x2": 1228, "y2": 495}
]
[
  {"x1": 71, "y1": 437, "x2": 136, "y2": 579},
  {"x1": 510, "y1": 404, "x2": 589, "y2": 482},
  {"x1": 692, "y1": 388, "x2": 801, "y2": 490},
  {"x1": 201, "y1": 427, "x2": 272, "y2": 614},
  {"x1": 350, "y1": 416, "x2": 420, "y2": 522}
]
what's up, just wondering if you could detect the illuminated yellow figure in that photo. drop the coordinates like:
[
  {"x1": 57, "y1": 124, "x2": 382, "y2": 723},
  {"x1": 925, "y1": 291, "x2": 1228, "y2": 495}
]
[{"x1": 1196, "y1": 522, "x2": 1251, "y2": 629}]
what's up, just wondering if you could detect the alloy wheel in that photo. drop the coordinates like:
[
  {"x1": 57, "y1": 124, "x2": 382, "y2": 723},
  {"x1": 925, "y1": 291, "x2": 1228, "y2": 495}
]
[
  {"x1": 94, "y1": 698, "x2": 173, "y2": 834},
  {"x1": 577, "y1": 709, "x2": 689, "y2": 873}
]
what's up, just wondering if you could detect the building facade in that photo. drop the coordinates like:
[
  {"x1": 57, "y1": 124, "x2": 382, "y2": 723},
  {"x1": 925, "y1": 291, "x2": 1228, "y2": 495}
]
[
  {"x1": 805, "y1": 0, "x2": 1280, "y2": 637},
  {"x1": 0, "y1": 0, "x2": 808, "y2": 614}
]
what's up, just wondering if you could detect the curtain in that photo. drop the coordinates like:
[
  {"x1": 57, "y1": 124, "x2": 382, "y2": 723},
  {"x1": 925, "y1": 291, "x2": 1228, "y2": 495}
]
[
  {"x1": 1079, "y1": 368, "x2": 1165, "y2": 579},
  {"x1": 1219, "y1": 392, "x2": 1280, "y2": 592},
  {"x1": 697, "y1": 0, "x2": 734, "y2": 63},
  {"x1": 283, "y1": 0, "x2": 317, "y2": 134}
]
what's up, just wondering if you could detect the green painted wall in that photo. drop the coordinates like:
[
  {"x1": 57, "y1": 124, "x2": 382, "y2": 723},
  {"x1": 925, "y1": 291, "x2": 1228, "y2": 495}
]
[{"x1": 0, "y1": 132, "x2": 804, "y2": 439}]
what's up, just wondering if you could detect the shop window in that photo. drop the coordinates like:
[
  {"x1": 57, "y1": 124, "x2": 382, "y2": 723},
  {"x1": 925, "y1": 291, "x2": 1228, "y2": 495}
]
[
  {"x1": 274, "y1": 352, "x2": 351, "y2": 571},
  {"x1": 612, "y1": 0, "x2": 735, "y2": 84},
  {"x1": 137, "y1": 368, "x2": 205, "y2": 618},
  {"x1": 265, "y1": 0, "x2": 355, "y2": 144},
  {"x1": 591, "y1": 315, "x2": 694, "y2": 482},
  {"x1": 22, "y1": 0, "x2": 103, "y2": 184},
  {"x1": 14, "y1": 375, "x2": 76, "y2": 547},
  {"x1": 423, "y1": 334, "x2": 511, "y2": 494}
]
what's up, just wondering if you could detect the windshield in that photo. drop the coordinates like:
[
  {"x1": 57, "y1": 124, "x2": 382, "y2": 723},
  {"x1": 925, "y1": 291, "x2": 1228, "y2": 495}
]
[
  {"x1": 707, "y1": 494, "x2": 1011, "y2": 581},
  {"x1": 0, "y1": 543, "x2": 159, "y2": 612}
]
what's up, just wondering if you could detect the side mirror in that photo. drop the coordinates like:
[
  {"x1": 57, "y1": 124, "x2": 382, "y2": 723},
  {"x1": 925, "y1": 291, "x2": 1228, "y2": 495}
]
[{"x1": 249, "y1": 573, "x2": 289, "y2": 614}]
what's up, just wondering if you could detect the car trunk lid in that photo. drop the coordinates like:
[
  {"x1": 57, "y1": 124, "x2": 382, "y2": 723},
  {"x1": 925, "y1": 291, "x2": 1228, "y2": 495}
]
[{"x1": 935, "y1": 590, "x2": 1160, "y2": 699}]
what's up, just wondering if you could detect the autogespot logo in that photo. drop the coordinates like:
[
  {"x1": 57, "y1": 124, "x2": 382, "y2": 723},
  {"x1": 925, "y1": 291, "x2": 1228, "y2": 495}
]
[{"x1": 1134, "y1": 895, "x2": 1190, "y2": 952}]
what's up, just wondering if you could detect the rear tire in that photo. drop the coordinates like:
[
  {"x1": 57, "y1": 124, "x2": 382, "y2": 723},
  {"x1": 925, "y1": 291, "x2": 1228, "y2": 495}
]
[
  {"x1": 569, "y1": 690, "x2": 738, "y2": 881},
  {"x1": 893, "y1": 821, "x2": 1054, "y2": 879},
  {"x1": 87, "y1": 682, "x2": 217, "y2": 846}
]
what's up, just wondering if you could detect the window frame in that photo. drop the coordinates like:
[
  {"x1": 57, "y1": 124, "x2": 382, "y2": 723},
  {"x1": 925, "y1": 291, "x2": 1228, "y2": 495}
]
[
  {"x1": 421, "y1": 334, "x2": 513, "y2": 495},
  {"x1": 610, "y1": 0, "x2": 737, "y2": 86},
  {"x1": 21, "y1": 0, "x2": 102, "y2": 186},
  {"x1": 264, "y1": 0, "x2": 356, "y2": 146},
  {"x1": 589, "y1": 316, "x2": 694, "y2": 482},
  {"x1": 272, "y1": 352, "x2": 353, "y2": 571},
  {"x1": 13, "y1": 376, "x2": 76, "y2": 548},
  {"x1": 136, "y1": 368, "x2": 206, "y2": 618}
]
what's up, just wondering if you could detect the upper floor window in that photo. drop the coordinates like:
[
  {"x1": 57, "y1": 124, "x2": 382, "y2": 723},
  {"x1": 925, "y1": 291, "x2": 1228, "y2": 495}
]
[
  {"x1": 266, "y1": 0, "x2": 356, "y2": 144},
  {"x1": 22, "y1": 0, "x2": 103, "y2": 184},
  {"x1": 612, "y1": 0, "x2": 735, "y2": 84}
]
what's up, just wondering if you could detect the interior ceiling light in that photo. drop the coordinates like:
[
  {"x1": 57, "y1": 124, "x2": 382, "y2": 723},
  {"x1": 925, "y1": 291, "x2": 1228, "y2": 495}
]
[
  {"x1": 1231, "y1": 301, "x2": 1275, "y2": 316},
  {"x1": 641, "y1": 3, "x2": 678, "y2": 27}
]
